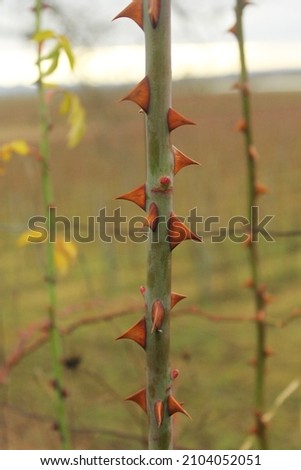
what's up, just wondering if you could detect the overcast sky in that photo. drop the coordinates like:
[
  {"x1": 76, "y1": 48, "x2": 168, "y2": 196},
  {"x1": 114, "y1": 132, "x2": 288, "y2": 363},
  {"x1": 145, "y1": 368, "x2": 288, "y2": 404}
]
[
  {"x1": 0, "y1": 0, "x2": 300, "y2": 87},
  {"x1": 1, "y1": 0, "x2": 301, "y2": 45}
]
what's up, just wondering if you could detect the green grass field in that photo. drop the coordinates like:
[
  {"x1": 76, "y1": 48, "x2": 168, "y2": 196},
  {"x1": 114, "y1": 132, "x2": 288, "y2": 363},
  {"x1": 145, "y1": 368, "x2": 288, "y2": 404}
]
[{"x1": 0, "y1": 84, "x2": 301, "y2": 449}]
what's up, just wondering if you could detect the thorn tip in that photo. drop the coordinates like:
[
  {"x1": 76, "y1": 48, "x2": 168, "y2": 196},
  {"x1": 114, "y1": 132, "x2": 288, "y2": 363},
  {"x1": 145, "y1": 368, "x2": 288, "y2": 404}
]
[
  {"x1": 168, "y1": 212, "x2": 202, "y2": 250},
  {"x1": 120, "y1": 77, "x2": 150, "y2": 113},
  {"x1": 116, "y1": 184, "x2": 146, "y2": 210},
  {"x1": 167, "y1": 395, "x2": 191, "y2": 419},
  {"x1": 172, "y1": 146, "x2": 200, "y2": 175},
  {"x1": 116, "y1": 317, "x2": 146, "y2": 349},
  {"x1": 113, "y1": 0, "x2": 143, "y2": 30},
  {"x1": 168, "y1": 108, "x2": 196, "y2": 132},
  {"x1": 125, "y1": 388, "x2": 147, "y2": 413}
]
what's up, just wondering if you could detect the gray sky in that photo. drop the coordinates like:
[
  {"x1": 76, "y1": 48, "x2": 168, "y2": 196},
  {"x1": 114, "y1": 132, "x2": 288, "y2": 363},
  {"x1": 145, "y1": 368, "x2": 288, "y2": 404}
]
[
  {"x1": 0, "y1": 1, "x2": 300, "y2": 87},
  {"x1": 1, "y1": 0, "x2": 301, "y2": 46}
]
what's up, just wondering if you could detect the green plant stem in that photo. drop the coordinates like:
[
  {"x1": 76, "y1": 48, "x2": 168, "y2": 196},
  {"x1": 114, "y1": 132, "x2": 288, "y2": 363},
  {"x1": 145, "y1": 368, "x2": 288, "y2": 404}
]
[
  {"x1": 235, "y1": 0, "x2": 268, "y2": 450},
  {"x1": 35, "y1": 0, "x2": 71, "y2": 449},
  {"x1": 144, "y1": 0, "x2": 173, "y2": 450}
]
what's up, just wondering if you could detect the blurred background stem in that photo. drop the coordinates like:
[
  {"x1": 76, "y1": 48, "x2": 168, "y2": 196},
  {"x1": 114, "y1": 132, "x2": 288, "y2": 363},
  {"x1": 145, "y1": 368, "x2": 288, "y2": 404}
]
[
  {"x1": 34, "y1": 0, "x2": 71, "y2": 449},
  {"x1": 235, "y1": 0, "x2": 268, "y2": 450}
]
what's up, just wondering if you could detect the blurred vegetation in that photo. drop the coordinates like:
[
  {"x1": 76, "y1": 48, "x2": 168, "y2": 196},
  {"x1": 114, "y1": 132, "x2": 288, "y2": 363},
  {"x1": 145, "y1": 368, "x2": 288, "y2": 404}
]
[{"x1": 0, "y1": 84, "x2": 301, "y2": 449}]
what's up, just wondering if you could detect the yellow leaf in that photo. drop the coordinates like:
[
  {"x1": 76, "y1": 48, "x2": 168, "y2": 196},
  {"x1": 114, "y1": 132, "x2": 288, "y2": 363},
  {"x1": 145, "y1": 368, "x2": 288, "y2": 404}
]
[
  {"x1": 9, "y1": 140, "x2": 30, "y2": 156},
  {"x1": 40, "y1": 44, "x2": 61, "y2": 62},
  {"x1": 68, "y1": 107, "x2": 86, "y2": 148},
  {"x1": 58, "y1": 35, "x2": 75, "y2": 70},
  {"x1": 17, "y1": 229, "x2": 47, "y2": 246},
  {"x1": 32, "y1": 30, "x2": 57, "y2": 43},
  {"x1": 54, "y1": 249, "x2": 69, "y2": 276},
  {"x1": 0, "y1": 140, "x2": 30, "y2": 161},
  {"x1": 59, "y1": 92, "x2": 86, "y2": 148},
  {"x1": 0, "y1": 144, "x2": 13, "y2": 161},
  {"x1": 42, "y1": 49, "x2": 60, "y2": 77},
  {"x1": 59, "y1": 92, "x2": 72, "y2": 115},
  {"x1": 54, "y1": 238, "x2": 77, "y2": 275}
]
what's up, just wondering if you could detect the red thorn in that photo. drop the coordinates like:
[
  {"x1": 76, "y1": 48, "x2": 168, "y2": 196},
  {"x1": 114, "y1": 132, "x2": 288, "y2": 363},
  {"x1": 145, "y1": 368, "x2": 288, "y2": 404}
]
[
  {"x1": 171, "y1": 369, "x2": 180, "y2": 380},
  {"x1": 167, "y1": 395, "x2": 191, "y2": 419},
  {"x1": 167, "y1": 108, "x2": 196, "y2": 132},
  {"x1": 116, "y1": 184, "x2": 146, "y2": 210},
  {"x1": 235, "y1": 117, "x2": 247, "y2": 133},
  {"x1": 243, "y1": 233, "x2": 252, "y2": 247},
  {"x1": 172, "y1": 146, "x2": 200, "y2": 175},
  {"x1": 243, "y1": 1, "x2": 253, "y2": 8},
  {"x1": 232, "y1": 81, "x2": 250, "y2": 95},
  {"x1": 258, "y1": 285, "x2": 275, "y2": 305},
  {"x1": 154, "y1": 400, "x2": 164, "y2": 427},
  {"x1": 243, "y1": 278, "x2": 254, "y2": 289},
  {"x1": 249, "y1": 145, "x2": 260, "y2": 161},
  {"x1": 120, "y1": 77, "x2": 150, "y2": 113},
  {"x1": 170, "y1": 292, "x2": 186, "y2": 309},
  {"x1": 255, "y1": 309, "x2": 266, "y2": 323},
  {"x1": 151, "y1": 299, "x2": 165, "y2": 333},
  {"x1": 125, "y1": 388, "x2": 147, "y2": 413},
  {"x1": 168, "y1": 212, "x2": 202, "y2": 250},
  {"x1": 116, "y1": 317, "x2": 146, "y2": 349},
  {"x1": 228, "y1": 23, "x2": 238, "y2": 36},
  {"x1": 148, "y1": 0, "x2": 161, "y2": 28},
  {"x1": 263, "y1": 293, "x2": 275, "y2": 304},
  {"x1": 264, "y1": 347, "x2": 275, "y2": 357},
  {"x1": 113, "y1": 0, "x2": 143, "y2": 30},
  {"x1": 146, "y1": 202, "x2": 159, "y2": 232},
  {"x1": 255, "y1": 183, "x2": 268, "y2": 196}
]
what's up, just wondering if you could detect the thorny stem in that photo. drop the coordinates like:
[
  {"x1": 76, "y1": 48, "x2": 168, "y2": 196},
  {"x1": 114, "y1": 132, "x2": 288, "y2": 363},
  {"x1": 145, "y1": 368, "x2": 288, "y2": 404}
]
[
  {"x1": 235, "y1": 0, "x2": 268, "y2": 449},
  {"x1": 35, "y1": 0, "x2": 71, "y2": 449},
  {"x1": 144, "y1": 0, "x2": 173, "y2": 450},
  {"x1": 115, "y1": 0, "x2": 198, "y2": 449}
]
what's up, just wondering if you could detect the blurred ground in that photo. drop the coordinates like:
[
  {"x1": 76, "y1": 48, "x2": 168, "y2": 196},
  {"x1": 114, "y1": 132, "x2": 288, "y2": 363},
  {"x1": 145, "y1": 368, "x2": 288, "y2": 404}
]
[{"x1": 0, "y1": 83, "x2": 301, "y2": 449}]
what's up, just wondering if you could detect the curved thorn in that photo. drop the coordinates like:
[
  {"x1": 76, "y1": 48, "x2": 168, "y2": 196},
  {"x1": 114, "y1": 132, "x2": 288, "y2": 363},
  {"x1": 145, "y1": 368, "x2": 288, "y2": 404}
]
[
  {"x1": 154, "y1": 400, "x2": 164, "y2": 427},
  {"x1": 146, "y1": 202, "x2": 159, "y2": 232},
  {"x1": 235, "y1": 117, "x2": 247, "y2": 133},
  {"x1": 167, "y1": 395, "x2": 191, "y2": 419},
  {"x1": 113, "y1": 0, "x2": 143, "y2": 30},
  {"x1": 172, "y1": 146, "x2": 200, "y2": 175},
  {"x1": 116, "y1": 184, "x2": 146, "y2": 210},
  {"x1": 228, "y1": 23, "x2": 238, "y2": 36},
  {"x1": 243, "y1": 1, "x2": 254, "y2": 8},
  {"x1": 125, "y1": 388, "x2": 147, "y2": 413},
  {"x1": 171, "y1": 292, "x2": 187, "y2": 309},
  {"x1": 255, "y1": 183, "x2": 268, "y2": 196},
  {"x1": 167, "y1": 108, "x2": 196, "y2": 132},
  {"x1": 151, "y1": 299, "x2": 165, "y2": 333},
  {"x1": 116, "y1": 317, "x2": 146, "y2": 349},
  {"x1": 232, "y1": 81, "x2": 250, "y2": 96},
  {"x1": 120, "y1": 77, "x2": 150, "y2": 113},
  {"x1": 168, "y1": 212, "x2": 202, "y2": 250}
]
